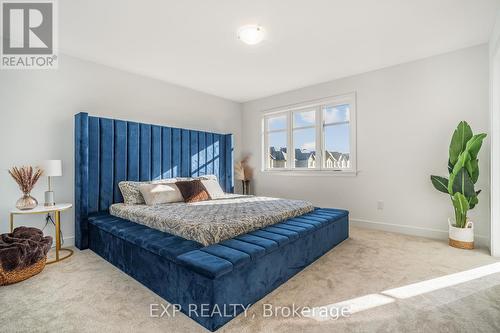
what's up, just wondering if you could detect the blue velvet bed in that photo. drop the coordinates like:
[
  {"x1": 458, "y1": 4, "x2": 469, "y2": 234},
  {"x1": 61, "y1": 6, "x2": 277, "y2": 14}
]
[{"x1": 74, "y1": 112, "x2": 349, "y2": 331}]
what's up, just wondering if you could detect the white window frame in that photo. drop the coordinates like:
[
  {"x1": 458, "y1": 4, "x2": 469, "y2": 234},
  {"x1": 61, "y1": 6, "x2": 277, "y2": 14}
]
[{"x1": 261, "y1": 92, "x2": 357, "y2": 175}]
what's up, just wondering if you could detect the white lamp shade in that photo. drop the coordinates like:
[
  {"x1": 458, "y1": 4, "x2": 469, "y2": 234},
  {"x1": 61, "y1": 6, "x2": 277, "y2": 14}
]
[{"x1": 40, "y1": 160, "x2": 62, "y2": 177}]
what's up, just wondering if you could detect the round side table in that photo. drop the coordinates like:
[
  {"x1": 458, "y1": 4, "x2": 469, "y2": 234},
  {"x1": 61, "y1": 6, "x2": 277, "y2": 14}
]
[{"x1": 9, "y1": 203, "x2": 73, "y2": 264}]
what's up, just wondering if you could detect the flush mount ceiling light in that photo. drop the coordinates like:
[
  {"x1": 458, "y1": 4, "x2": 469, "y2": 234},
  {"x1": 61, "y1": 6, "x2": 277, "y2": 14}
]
[{"x1": 237, "y1": 25, "x2": 265, "y2": 45}]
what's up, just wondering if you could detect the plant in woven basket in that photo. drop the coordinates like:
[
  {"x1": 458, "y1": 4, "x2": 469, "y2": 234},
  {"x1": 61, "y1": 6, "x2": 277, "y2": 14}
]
[
  {"x1": 430, "y1": 122, "x2": 486, "y2": 227},
  {"x1": 430, "y1": 121, "x2": 487, "y2": 249},
  {"x1": 8, "y1": 166, "x2": 43, "y2": 210}
]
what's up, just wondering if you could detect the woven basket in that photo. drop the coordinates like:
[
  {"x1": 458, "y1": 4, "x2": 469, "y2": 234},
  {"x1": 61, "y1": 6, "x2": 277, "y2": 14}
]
[{"x1": 0, "y1": 257, "x2": 47, "y2": 286}]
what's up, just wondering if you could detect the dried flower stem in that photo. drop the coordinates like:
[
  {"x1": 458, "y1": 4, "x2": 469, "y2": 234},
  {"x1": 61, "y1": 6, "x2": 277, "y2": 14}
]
[
  {"x1": 235, "y1": 156, "x2": 253, "y2": 181},
  {"x1": 8, "y1": 166, "x2": 43, "y2": 194}
]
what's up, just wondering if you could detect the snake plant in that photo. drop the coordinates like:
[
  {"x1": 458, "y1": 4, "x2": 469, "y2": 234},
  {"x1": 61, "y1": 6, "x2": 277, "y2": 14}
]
[{"x1": 430, "y1": 121, "x2": 486, "y2": 228}]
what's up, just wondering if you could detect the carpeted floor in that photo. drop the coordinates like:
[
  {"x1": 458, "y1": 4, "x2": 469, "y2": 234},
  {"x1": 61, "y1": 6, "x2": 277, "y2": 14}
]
[{"x1": 2, "y1": 226, "x2": 500, "y2": 333}]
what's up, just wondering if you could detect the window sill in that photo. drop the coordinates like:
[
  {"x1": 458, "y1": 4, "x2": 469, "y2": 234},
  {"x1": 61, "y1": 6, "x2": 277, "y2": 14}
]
[{"x1": 260, "y1": 169, "x2": 358, "y2": 177}]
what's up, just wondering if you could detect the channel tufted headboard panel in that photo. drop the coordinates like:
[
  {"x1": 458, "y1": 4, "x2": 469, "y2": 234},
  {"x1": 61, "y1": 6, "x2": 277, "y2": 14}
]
[{"x1": 74, "y1": 112, "x2": 234, "y2": 249}]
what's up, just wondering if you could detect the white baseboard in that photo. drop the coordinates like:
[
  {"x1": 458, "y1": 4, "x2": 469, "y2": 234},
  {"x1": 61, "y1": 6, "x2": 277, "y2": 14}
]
[
  {"x1": 50, "y1": 235, "x2": 75, "y2": 248},
  {"x1": 350, "y1": 218, "x2": 490, "y2": 248}
]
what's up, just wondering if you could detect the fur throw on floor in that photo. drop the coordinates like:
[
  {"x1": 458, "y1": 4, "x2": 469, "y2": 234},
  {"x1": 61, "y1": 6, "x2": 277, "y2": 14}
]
[{"x1": 0, "y1": 227, "x2": 52, "y2": 272}]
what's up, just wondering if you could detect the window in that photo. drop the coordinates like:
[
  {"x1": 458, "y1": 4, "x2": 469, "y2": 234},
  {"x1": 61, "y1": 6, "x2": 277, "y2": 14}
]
[
  {"x1": 293, "y1": 109, "x2": 316, "y2": 169},
  {"x1": 264, "y1": 113, "x2": 288, "y2": 169},
  {"x1": 322, "y1": 104, "x2": 351, "y2": 169},
  {"x1": 262, "y1": 93, "x2": 356, "y2": 173}
]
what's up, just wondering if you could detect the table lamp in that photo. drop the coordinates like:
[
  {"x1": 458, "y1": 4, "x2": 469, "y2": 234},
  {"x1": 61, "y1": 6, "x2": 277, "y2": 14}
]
[{"x1": 40, "y1": 160, "x2": 62, "y2": 206}]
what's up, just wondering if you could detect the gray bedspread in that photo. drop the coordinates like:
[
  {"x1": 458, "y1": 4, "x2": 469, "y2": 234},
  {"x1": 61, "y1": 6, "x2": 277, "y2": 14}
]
[{"x1": 109, "y1": 195, "x2": 314, "y2": 246}]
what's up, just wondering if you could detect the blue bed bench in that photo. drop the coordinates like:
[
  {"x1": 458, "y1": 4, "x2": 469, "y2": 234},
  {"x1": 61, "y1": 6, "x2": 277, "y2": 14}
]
[{"x1": 87, "y1": 208, "x2": 349, "y2": 331}]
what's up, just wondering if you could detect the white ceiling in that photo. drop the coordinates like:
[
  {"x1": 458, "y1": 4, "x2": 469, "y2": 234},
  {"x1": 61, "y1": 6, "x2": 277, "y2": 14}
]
[{"x1": 60, "y1": 0, "x2": 500, "y2": 102}]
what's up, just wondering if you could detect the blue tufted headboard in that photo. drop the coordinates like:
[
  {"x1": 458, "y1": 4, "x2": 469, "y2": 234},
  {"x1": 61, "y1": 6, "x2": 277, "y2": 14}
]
[{"x1": 74, "y1": 112, "x2": 234, "y2": 249}]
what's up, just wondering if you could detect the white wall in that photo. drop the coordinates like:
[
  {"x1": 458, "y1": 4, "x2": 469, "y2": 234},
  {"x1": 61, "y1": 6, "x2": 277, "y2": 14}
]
[
  {"x1": 1, "y1": 45, "x2": 491, "y2": 248},
  {"x1": 0, "y1": 54, "x2": 242, "y2": 244},
  {"x1": 489, "y1": 11, "x2": 500, "y2": 256},
  {"x1": 242, "y1": 45, "x2": 491, "y2": 245}
]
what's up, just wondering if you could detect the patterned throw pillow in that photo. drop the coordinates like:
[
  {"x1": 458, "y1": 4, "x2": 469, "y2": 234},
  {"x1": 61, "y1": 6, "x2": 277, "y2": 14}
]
[
  {"x1": 175, "y1": 180, "x2": 211, "y2": 203},
  {"x1": 118, "y1": 181, "x2": 147, "y2": 205}
]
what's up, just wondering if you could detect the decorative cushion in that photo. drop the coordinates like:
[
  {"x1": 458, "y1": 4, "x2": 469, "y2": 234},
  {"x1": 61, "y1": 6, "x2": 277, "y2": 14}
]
[
  {"x1": 176, "y1": 180, "x2": 211, "y2": 203},
  {"x1": 118, "y1": 181, "x2": 146, "y2": 205},
  {"x1": 200, "y1": 179, "x2": 225, "y2": 199},
  {"x1": 119, "y1": 178, "x2": 177, "y2": 205},
  {"x1": 139, "y1": 183, "x2": 183, "y2": 205}
]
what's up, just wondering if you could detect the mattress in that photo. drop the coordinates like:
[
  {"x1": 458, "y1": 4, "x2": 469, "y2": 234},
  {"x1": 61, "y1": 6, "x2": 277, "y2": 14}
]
[{"x1": 109, "y1": 195, "x2": 314, "y2": 245}]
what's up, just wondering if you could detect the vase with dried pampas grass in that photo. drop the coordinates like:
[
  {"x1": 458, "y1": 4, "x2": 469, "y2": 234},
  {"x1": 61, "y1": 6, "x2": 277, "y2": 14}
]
[
  {"x1": 8, "y1": 166, "x2": 43, "y2": 210},
  {"x1": 235, "y1": 156, "x2": 253, "y2": 195}
]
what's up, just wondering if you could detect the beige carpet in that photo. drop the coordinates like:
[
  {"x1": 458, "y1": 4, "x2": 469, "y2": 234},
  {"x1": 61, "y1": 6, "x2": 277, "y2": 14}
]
[{"x1": 2, "y1": 227, "x2": 500, "y2": 333}]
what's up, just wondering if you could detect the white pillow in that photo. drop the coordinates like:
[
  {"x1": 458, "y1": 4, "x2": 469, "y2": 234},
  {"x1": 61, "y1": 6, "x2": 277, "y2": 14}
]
[
  {"x1": 119, "y1": 178, "x2": 177, "y2": 205},
  {"x1": 139, "y1": 183, "x2": 183, "y2": 205},
  {"x1": 200, "y1": 179, "x2": 225, "y2": 199}
]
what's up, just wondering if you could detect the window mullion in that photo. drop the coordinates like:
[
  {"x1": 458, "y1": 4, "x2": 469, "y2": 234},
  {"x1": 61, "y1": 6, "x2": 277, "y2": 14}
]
[
  {"x1": 263, "y1": 117, "x2": 269, "y2": 170},
  {"x1": 287, "y1": 111, "x2": 293, "y2": 170},
  {"x1": 349, "y1": 96, "x2": 356, "y2": 172},
  {"x1": 317, "y1": 106, "x2": 323, "y2": 170}
]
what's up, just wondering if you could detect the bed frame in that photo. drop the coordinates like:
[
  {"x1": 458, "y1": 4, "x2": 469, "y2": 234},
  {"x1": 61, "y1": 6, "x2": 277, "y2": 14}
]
[{"x1": 74, "y1": 112, "x2": 349, "y2": 331}]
